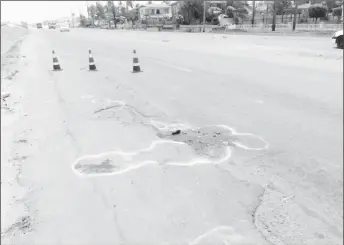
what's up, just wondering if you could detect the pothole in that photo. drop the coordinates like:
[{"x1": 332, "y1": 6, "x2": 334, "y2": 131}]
[
  {"x1": 155, "y1": 125, "x2": 237, "y2": 160},
  {"x1": 74, "y1": 158, "x2": 117, "y2": 175}
]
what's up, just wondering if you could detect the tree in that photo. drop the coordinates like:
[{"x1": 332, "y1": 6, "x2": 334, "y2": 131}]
[
  {"x1": 308, "y1": 5, "x2": 327, "y2": 23},
  {"x1": 106, "y1": 1, "x2": 117, "y2": 28},
  {"x1": 251, "y1": 0, "x2": 256, "y2": 25},
  {"x1": 126, "y1": 1, "x2": 133, "y2": 10},
  {"x1": 88, "y1": 4, "x2": 97, "y2": 25},
  {"x1": 226, "y1": 6, "x2": 236, "y2": 18},
  {"x1": 272, "y1": 1, "x2": 277, "y2": 31},
  {"x1": 276, "y1": 1, "x2": 291, "y2": 22},
  {"x1": 118, "y1": 1, "x2": 126, "y2": 15},
  {"x1": 96, "y1": 2, "x2": 106, "y2": 20},
  {"x1": 179, "y1": 0, "x2": 203, "y2": 24},
  {"x1": 293, "y1": 1, "x2": 298, "y2": 31},
  {"x1": 232, "y1": 1, "x2": 249, "y2": 21},
  {"x1": 333, "y1": 7, "x2": 342, "y2": 23},
  {"x1": 79, "y1": 14, "x2": 91, "y2": 27},
  {"x1": 225, "y1": 1, "x2": 249, "y2": 24}
]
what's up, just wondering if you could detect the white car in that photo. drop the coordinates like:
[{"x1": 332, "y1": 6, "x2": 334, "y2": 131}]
[
  {"x1": 332, "y1": 29, "x2": 343, "y2": 49},
  {"x1": 60, "y1": 25, "x2": 70, "y2": 32}
]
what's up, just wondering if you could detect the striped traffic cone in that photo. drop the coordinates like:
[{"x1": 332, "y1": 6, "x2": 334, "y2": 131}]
[
  {"x1": 52, "y1": 50, "x2": 62, "y2": 71},
  {"x1": 132, "y1": 50, "x2": 142, "y2": 73},
  {"x1": 88, "y1": 49, "x2": 97, "y2": 71}
]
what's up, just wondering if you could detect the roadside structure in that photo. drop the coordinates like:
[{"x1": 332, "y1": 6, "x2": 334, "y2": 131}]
[{"x1": 138, "y1": 3, "x2": 172, "y2": 20}]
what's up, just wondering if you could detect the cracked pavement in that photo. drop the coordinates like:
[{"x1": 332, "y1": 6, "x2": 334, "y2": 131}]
[{"x1": 1, "y1": 27, "x2": 343, "y2": 245}]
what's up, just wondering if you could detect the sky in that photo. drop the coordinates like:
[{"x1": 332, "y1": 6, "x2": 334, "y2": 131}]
[
  {"x1": 1, "y1": 1, "x2": 156, "y2": 23},
  {"x1": 1, "y1": 1, "x2": 90, "y2": 23}
]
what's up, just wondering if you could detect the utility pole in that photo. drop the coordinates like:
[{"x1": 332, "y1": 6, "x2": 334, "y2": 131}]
[
  {"x1": 292, "y1": 1, "x2": 298, "y2": 31},
  {"x1": 251, "y1": 0, "x2": 256, "y2": 27},
  {"x1": 265, "y1": 2, "x2": 269, "y2": 25},
  {"x1": 203, "y1": 0, "x2": 206, "y2": 32},
  {"x1": 272, "y1": 2, "x2": 276, "y2": 31},
  {"x1": 342, "y1": 0, "x2": 344, "y2": 23},
  {"x1": 113, "y1": 1, "x2": 117, "y2": 29}
]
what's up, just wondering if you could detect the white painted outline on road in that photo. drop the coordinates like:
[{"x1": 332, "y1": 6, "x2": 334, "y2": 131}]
[
  {"x1": 148, "y1": 59, "x2": 192, "y2": 72},
  {"x1": 189, "y1": 226, "x2": 247, "y2": 245},
  {"x1": 72, "y1": 99, "x2": 269, "y2": 177},
  {"x1": 150, "y1": 120, "x2": 269, "y2": 151},
  {"x1": 218, "y1": 125, "x2": 270, "y2": 151},
  {"x1": 83, "y1": 98, "x2": 269, "y2": 151},
  {"x1": 71, "y1": 140, "x2": 232, "y2": 177}
]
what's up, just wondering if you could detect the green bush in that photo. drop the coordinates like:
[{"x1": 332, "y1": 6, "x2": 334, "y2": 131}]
[
  {"x1": 333, "y1": 7, "x2": 342, "y2": 17},
  {"x1": 308, "y1": 6, "x2": 327, "y2": 23}
]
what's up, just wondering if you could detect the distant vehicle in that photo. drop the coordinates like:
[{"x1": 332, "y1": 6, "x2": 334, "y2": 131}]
[
  {"x1": 48, "y1": 23, "x2": 56, "y2": 29},
  {"x1": 36, "y1": 23, "x2": 42, "y2": 29},
  {"x1": 332, "y1": 29, "x2": 343, "y2": 49},
  {"x1": 60, "y1": 25, "x2": 70, "y2": 32}
]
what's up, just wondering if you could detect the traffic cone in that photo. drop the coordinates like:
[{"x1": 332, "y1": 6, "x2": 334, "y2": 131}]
[
  {"x1": 132, "y1": 50, "x2": 142, "y2": 73},
  {"x1": 88, "y1": 49, "x2": 97, "y2": 71},
  {"x1": 52, "y1": 50, "x2": 62, "y2": 71}
]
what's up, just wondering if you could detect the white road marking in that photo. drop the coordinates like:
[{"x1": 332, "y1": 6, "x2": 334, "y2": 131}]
[
  {"x1": 72, "y1": 99, "x2": 269, "y2": 177},
  {"x1": 150, "y1": 121, "x2": 269, "y2": 151},
  {"x1": 215, "y1": 125, "x2": 269, "y2": 151},
  {"x1": 149, "y1": 59, "x2": 192, "y2": 72},
  {"x1": 189, "y1": 226, "x2": 246, "y2": 245},
  {"x1": 71, "y1": 140, "x2": 232, "y2": 177}
]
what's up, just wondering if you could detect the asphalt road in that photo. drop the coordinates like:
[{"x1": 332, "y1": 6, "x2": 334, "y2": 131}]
[{"x1": 1, "y1": 28, "x2": 343, "y2": 245}]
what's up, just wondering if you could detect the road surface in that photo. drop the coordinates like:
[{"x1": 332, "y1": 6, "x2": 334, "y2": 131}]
[{"x1": 1, "y1": 28, "x2": 343, "y2": 245}]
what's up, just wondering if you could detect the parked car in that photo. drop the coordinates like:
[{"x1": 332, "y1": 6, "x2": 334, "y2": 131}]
[
  {"x1": 60, "y1": 25, "x2": 70, "y2": 32},
  {"x1": 36, "y1": 23, "x2": 42, "y2": 29},
  {"x1": 332, "y1": 29, "x2": 343, "y2": 49}
]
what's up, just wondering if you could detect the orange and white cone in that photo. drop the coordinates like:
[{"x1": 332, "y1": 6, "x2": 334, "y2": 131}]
[
  {"x1": 132, "y1": 50, "x2": 142, "y2": 73},
  {"x1": 52, "y1": 50, "x2": 62, "y2": 71},
  {"x1": 88, "y1": 49, "x2": 97, "y2": 71}
]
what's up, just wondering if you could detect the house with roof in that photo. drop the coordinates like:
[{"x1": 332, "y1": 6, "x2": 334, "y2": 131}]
[{"x1": 138, "y1": 3, "x2": 172, "y2": 20}]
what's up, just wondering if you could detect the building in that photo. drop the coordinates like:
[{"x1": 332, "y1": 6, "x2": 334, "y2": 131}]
[
  {"x1": 139, "y1": 3, "x2": 172, "y2": 20},
  {"x1": 169, "y1": 1, "x2": 184, "y2": 21},
  {"x1": 209, "y1": 1, "x2": 227, "y2": 9}
]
